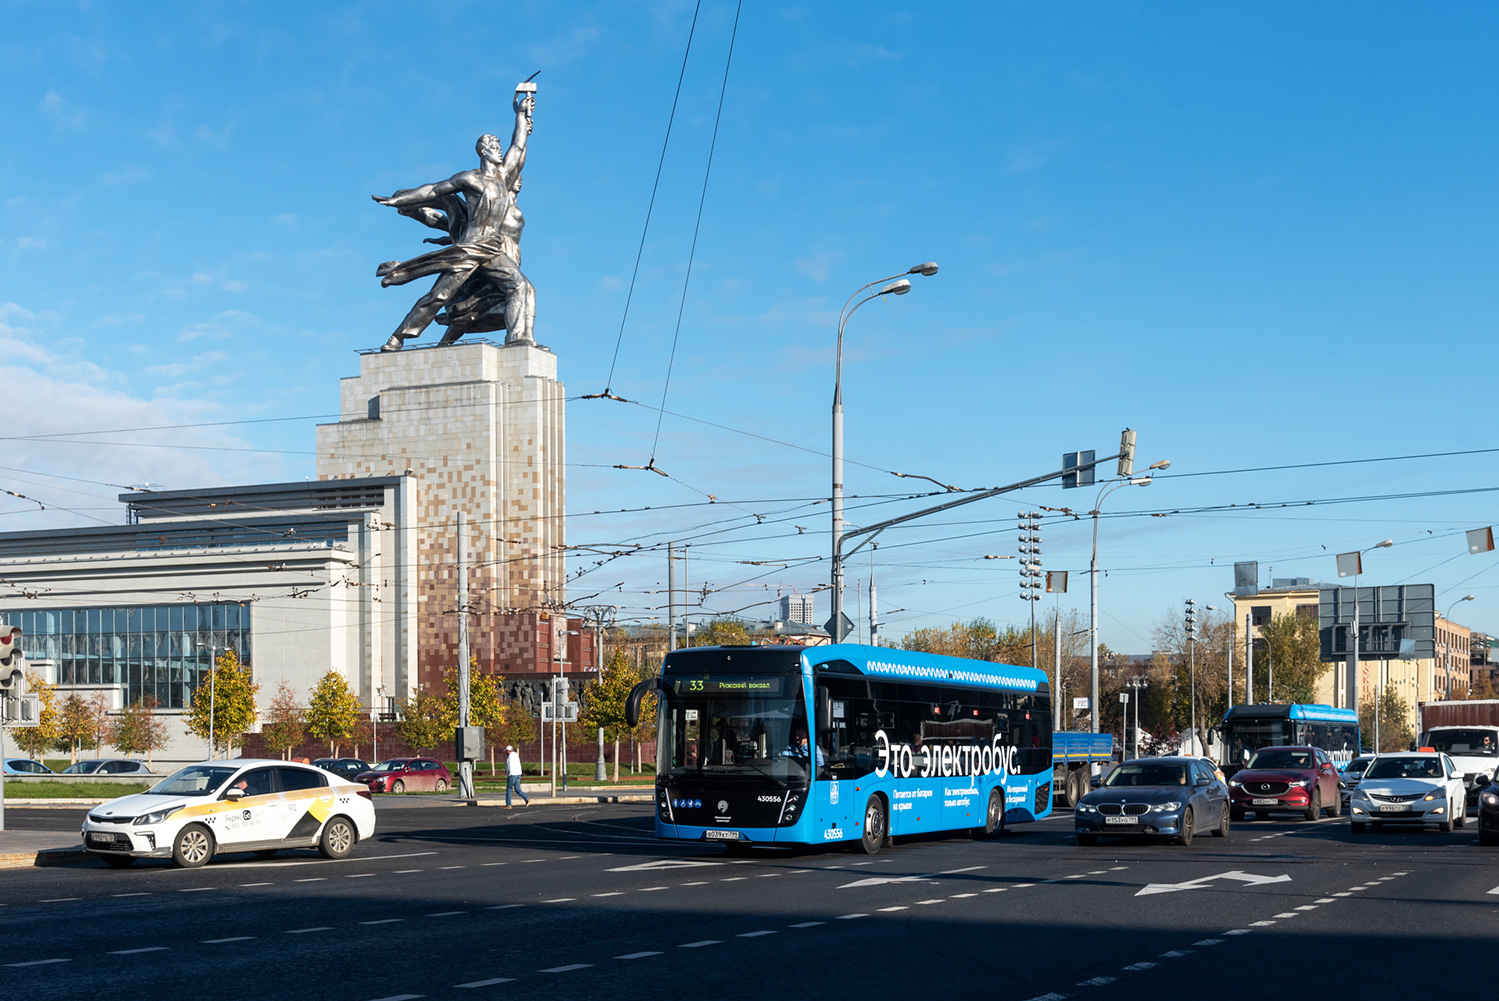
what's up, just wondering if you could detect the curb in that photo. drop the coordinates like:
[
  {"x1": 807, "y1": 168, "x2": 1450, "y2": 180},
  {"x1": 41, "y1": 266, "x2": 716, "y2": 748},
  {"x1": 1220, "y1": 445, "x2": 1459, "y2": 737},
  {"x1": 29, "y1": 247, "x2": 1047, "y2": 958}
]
[
  {"x1": 0, "y1": 846, "x2": 89, "y2": 869},
  {"x1": 3, "y1": 799, "x2": 107, "y2": 808},
  {"x1": 468, "y1": 794, "x2": 653, "y2": 807}
]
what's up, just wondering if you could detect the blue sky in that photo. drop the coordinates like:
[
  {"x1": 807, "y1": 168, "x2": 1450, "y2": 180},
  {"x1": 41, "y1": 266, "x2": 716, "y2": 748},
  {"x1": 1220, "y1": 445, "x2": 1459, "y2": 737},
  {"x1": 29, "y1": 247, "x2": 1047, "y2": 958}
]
[{"x1": 3, "y1": 2, "x2": 1498, "y2": 651}]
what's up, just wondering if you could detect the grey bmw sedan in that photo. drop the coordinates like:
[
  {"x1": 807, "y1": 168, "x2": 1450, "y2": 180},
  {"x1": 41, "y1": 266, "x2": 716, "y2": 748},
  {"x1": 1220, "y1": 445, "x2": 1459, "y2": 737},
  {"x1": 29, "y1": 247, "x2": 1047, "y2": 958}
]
[{"x1": 1074, "y1": 756, "x2": 1230, "y2": 846}]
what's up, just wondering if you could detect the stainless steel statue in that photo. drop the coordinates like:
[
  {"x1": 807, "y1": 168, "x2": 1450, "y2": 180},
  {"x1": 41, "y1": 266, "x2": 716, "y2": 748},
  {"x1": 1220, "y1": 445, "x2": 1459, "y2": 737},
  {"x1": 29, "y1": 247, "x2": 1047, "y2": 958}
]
[{"x1": 372, "y1": 83, "x2": 537, "y2": 350}]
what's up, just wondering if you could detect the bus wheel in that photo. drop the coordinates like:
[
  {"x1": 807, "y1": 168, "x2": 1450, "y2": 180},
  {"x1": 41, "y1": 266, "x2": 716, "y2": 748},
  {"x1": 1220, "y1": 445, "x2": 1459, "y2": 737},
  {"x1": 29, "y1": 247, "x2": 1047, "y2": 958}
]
[
  {"x1": 859, "y1": 795, "x2": 887, "y2": 855},
  {"x1": 976, "y1": 789, "x2": 1005, "y2": 839}
]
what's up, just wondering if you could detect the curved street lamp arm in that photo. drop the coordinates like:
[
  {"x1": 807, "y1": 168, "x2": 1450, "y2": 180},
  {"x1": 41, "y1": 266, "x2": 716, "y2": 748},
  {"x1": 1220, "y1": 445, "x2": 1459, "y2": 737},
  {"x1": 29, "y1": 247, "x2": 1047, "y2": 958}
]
[{"x1": 835, "y1": 290, "x2": 891, "y2": 402}]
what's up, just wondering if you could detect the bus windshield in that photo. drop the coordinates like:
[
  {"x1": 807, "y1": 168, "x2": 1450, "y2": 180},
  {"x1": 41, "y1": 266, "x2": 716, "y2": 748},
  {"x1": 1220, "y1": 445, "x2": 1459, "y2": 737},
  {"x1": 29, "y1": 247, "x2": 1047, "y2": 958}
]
[
  {"x1": 1224, "y1": 717, "x2": 1288, "y2": 766},
  {"x1": 660, "y1": 674, "x2": 810, "y2": 785}
]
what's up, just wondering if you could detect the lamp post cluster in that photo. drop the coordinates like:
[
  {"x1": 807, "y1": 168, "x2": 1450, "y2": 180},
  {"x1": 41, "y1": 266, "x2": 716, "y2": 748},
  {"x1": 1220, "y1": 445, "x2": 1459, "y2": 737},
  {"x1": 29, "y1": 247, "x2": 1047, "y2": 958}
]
[
  {"x1": 1018, "y1": 511, "x2": 1043, "y2": 669},
  {"x1": 1184, "y1": 598, "x2": 1197, "y2": 755}
]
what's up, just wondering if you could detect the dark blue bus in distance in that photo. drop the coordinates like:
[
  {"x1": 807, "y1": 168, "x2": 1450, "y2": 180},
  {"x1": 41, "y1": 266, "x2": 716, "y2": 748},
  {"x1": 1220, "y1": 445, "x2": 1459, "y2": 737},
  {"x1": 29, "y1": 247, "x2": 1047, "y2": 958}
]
[{"x1": 626, "y1": 642, "x2": 1054, "y2": 854}]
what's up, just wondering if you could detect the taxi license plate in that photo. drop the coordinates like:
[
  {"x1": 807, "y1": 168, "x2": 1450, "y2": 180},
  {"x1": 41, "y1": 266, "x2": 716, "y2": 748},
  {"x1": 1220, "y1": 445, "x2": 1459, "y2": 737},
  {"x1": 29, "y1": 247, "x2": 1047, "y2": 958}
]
[
  {"x1": 1251, "y1": 798, "x2": 1279, "y2": 806},
  {"x1": 704, "y1": 829, "x2": 740, "y2": 841},
  {"x1": 1104, "y1": 816, "x2": 1138, "y2": 825},
  {"x1": 88, "y1": 832, "x2": 121, "y2": 845},
  {"x1": 1378, "y1": 804, "x2": 1407, "y2": 813}
]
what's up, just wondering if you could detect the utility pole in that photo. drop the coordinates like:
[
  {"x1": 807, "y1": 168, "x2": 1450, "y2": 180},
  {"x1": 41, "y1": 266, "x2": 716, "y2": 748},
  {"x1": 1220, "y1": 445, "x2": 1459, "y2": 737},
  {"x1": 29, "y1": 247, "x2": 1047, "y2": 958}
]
[
  {"x1": 1245, "y1": 614, "x2": 1254, "y2": 705},
  {"x1": 456, "y1": 511, "x2": 474, "y2": 800},
  {"x1": 1018, "y1": 512, "x2": 1042, "y2": 669},
  {"x1": 1053, "y1": 606, "x2": 1063, "y2": 732},
  {"x1": 667, "y1": 542, "x2": 677, "y2": 652},
  {"x1": 1184, "y1": 599, "x2": 1197, "y2": 755}
]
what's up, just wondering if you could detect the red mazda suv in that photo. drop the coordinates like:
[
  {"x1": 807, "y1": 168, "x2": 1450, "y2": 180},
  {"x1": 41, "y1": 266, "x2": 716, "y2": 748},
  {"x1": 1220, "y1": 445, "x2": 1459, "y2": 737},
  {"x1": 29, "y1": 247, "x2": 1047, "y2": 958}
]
[{"x1": 1228, "y1": 745, "x2": 1342, "y2": 821}]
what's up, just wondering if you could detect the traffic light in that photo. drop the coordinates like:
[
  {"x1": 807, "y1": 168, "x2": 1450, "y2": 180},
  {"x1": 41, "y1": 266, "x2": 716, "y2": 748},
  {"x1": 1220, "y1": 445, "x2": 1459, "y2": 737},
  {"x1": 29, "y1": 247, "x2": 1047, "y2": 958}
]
[
  {"x1": 1118, "y1": 428, "x2": 1137, "y2": 478},
  {"x1": 0, "y1": 623, "x2": 23, "y2": 693}
]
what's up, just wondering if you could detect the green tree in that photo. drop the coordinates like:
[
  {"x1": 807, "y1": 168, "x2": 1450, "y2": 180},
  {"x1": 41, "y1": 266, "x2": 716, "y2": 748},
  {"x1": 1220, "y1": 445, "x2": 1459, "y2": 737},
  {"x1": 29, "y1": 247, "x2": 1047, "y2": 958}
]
[
  {"x1": 55, "y1": 692, "x2": 95, "y2": 764},
  {"x1": 695, "y1": 619, "x2": 750, "y2": 647},
  {"x1": 261, "y1": 682, "x2": 306, "y2": 760},
  {"x1": 439, "y1": 662, "x2": 506, "y2": 773},
  {"x1": 1473, "y1": 672, "x2": 1498, "y2": 700},
  {"x1": 394, "y1": 687, "x2": 452, "y2": 754},
  {"x1": 12, "y1": 669, "x2": 59, "y2": 760},
  {"x1": 582, "y1": 649, "x2": 641, "y2": 782},
  {"x1": 184, "y1": 650, "x2": 259, "y2": 758},
  {"x1": 86, "y1": 692, "x2": 112, "y2": 759},
  {"x1": 901, "y1": 617, "x2": 1029, "y2": 663},
  {"x1": 111, "y1": 696, "x2": 169, "y2": 765},
  {"x1": 306, "y1": 671, "x2": 361, "y2": 757},
  {"x1": 1359, "y1": 686, "x2": 1414, "y2": 752},
  {"x1": 1257, "y1": 612, "x2": 1328, "y2": 704}
]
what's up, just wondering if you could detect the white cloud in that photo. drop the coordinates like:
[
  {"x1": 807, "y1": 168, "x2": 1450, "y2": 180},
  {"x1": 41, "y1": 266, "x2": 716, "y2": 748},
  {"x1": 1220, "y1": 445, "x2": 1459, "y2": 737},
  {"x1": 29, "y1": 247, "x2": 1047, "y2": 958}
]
[
  {"x1": 102, "y1": 166, "x2": 151, "y2": 186},
  {"x1": 14, "y1": 236, "x2": 46, "y2": 251},
  {"x1": 794, "y1": 248, "x2": 844, "y2": 282},
  {"x1": 177, "y1": 308, "x2": 258, "y2": 342},
  {"x1": 39, "y1": 89, "x2": 87, "y2": 131}
]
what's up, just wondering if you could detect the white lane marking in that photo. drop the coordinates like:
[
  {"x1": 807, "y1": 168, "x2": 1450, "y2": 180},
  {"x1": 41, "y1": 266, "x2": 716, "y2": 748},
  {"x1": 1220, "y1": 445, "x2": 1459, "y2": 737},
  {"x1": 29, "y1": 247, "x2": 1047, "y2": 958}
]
[
  {"x1": 541, "y1": 964, "x2": 593, "y2": 973},
  {"x1": 1272, "y1": 913, "x2": 1300, "y2": 919},
  {"x1": 788, "y1": 921, "x2": 824, "y2": 928},
  {"x1": 1021, "y1": 994, "x2": 1071, "y2": 1001},
  {"x1": 1224, "y1": 929, "x2": 1252, "y2": 935},
  {"x1": 179, "y1": 887, "x2": 214, "y2": 893},
  {"x1": 679, "y1": 940, "x2": 721, "y2": 948},
  {"x1": 737, "y1": 931, "x2": 777, "y2": 937},
  {"x1": 607, "y1": 858, "x2": 721, "y2": 872},
  {"x1": 203, "y1": 937, "x2": 255, "y2": 943},
  {"x1": 1159, "y1": 950, "x2": 1192, "y2": 958},
  {"x1": 558, "y1": 855, "x2": 581, "y2": 859},
  {"x1": 1314, "y1": 898, "x2": 1336, "y2": 903},
  {"x1": 440, "y1": 866, "x2": 466, "y2": 870},
  {"x1": 983, "y1": 888, "x2": 1008, "y2": 893},
  {"x1": 1013, "y1": 883, "x2": 1036, "y2": 888},
  {"x1": 111, "y1": 892, "x2": 151, "y2": 897},
  {"x1": 294, "y1": 878, "x2": 326, "y2": 883},
  {"x1": 838, "y1": 864, "x2": 986, "y2": 890},
  {"x1": 756, "y1": 873, "x2": 780, "y2": 878},
  {"x1": 1392, "y1": 871, "x2": 1409, "y2": 875},
  {"x1": 915, "y1": 899, "x2": 944, "y2": 905},
  {"x1": 1136, "y1": 870, "x2": 1291, "y2": 897},
  {"x1": 615, "y1": 952, "x2": 662, "y2": 960},
  {"x1": 456, "y1": 980, "x2": 515, "y2": 988},
  {"x1": 788, "y1": 869, "x2": 810, "y2": 873},
  {"x1": 394, "y1": 870, "x2": 423, "y2": 874},
  {"x1": 541, "y1": 898, "x2": 576, "y2": 903},
  {"x1": 1332, "y1": 892, "x2": 1352, "y2": 897},
  {"x1": 721, "y1": 877, "x2": 748, "y2": 882},
  {"x1": 835, "y1": 913, "x2": 868, "y2": 920},
  {"x1": 6, "y1": 959, "x2": 71, "y2": 967},
  {"x1": 1078, "y1": 976, "x2": 1117, "y2": 986},
  {"x1": 682, "y1": 881, "x2": 709, "y2": 886},
  {"x1": 39, "y1": 898, "x2": 81, "y2": 903},
  {"x1": 427, "y1": 911, "x2": 465, "y2": 917},
  {"x1": 347, "y1": 874, "x2": 377, "y2": 879},
  {"x1": 521, "y1": 859, "x2": 544, "y2": 863},
  {"x1": 1295, "y1": 905, "x2": 1319, "y2": 911},
  {"x1": 285, "y1": 927, "x2": 333, "y2": 934},
  {"x1": 1064, "y1": 874, "x2": 1087, "y2": 880},
  {"x1": 638, "y1": 886, "x2": 668, "y2": 892},
  {"x1": 1088, "y1": 870, "x2": 1110, "y2": 875},
  {"x1": 109, "y1": 947, "x2": 168, "y2": 954},
  {"x1": 360, "y1": 919, "x2": 403, "y2": 925},
  {"x1": 849, "y1": 861, "x2": 873, "y2": 866},
  {"x1": 950, "y1": 893, "x2": 978, "y2": 898},
  {"x1": 594, "y1": 892, "x2": 624, "y2": 897},
  {"x1": 878, "y1": 906, "x2": 908, "y2": 912},
  {"x1": 487, "y1": 904, "x2": 523, "y2": 910},
  {"x1": 364, "y1": 995, "x2": 423, "y2": 1001},
  {"x1": 1249, "y1": 920, "x2": 1277, "y2": 927},
  {"x1": 1192, "y1": 939, "x2": 1225, "y2": 946},
  {"x1": 1108, "y1": 867, "x2": 1128, "y2": 871},
  {"x1": 231, "y1": 851, "x2": 437, "y2": 870},
  {"x1": 1122, "y1": 962, "x2": 1156, "y2": 971},
  {"x1": 1348, "y1": 886, "x2": 1368, "y2": 892},
  {"x1": 481, "y1": 862, "x2": 507, "y2": 867}
]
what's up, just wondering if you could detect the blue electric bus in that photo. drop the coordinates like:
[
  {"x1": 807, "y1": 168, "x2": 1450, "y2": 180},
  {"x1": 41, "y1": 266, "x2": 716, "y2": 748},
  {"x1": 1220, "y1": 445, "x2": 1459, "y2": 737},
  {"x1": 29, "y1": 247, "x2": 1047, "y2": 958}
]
[
  {"x1": 625, "y1": 642, "x2": 1054, "y2": 854},
  {"x1": 1219, "y1": 703, "x2": 1361, "y2": 776}
]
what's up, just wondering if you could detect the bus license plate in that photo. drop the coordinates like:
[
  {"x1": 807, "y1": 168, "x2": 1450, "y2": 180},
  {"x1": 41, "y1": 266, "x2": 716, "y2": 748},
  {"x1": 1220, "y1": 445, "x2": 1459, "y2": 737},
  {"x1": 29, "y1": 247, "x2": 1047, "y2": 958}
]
[
  {"x1": 1103, "y1": 816, "x2": 1138, "y2": 825},
  {"x1": 1251, "y1": 798, "x2": 1279, "y2": 806},
  {"x1": 704, "y1": 829, "x2": 741, "y2": 841}
]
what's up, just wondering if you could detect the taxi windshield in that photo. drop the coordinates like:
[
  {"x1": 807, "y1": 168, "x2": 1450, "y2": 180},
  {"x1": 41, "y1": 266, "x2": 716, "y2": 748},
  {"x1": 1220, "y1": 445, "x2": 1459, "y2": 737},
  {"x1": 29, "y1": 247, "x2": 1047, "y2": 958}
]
[
  {"x1": 1365, "y1": 757, "x2": 1444, "y2": 780},
  {"x1": 150, "y1": 764, "x2": 239, "y2": 797}
]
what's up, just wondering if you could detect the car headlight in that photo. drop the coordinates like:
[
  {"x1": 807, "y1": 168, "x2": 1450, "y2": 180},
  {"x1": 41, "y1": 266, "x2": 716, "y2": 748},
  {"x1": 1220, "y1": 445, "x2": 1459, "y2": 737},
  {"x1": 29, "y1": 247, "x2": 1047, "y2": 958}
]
[
  {"x1": 1228, "y1": 779, "x2": 1241, "y2": 788},
  {"x1": 1077, "y1": 803, "x2": 1097, "y2": 813},
  {"x1": 133, "y1": 806, "x2": 183, "y2": 826},
  {"x1": 1152, "y1": 802, "x2": 1182, "y2": 813},
  {"x1": 1483, "y1": 792, "x2": 1499, "y2": 808},
  {"x1": 1423, "y1": 788, "x2": 1446, "y2": 801}
]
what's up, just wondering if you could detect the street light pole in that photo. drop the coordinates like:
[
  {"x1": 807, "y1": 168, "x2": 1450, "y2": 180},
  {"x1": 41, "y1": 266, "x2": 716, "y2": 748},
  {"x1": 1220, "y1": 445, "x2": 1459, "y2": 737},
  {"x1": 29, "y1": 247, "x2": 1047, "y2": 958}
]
[
  {"x1": 1336, "y1": 540, "x2": 1392, "y2": 750},
  {"x1": 195, "y1": 640, "x2": 221, "y2": 760},
  {"x1": 831, "y1": 262, "x2": 938, "y2": 642},
  {"x1": 1089, "y1": 468, "x2": 1164, "y2": 733}
]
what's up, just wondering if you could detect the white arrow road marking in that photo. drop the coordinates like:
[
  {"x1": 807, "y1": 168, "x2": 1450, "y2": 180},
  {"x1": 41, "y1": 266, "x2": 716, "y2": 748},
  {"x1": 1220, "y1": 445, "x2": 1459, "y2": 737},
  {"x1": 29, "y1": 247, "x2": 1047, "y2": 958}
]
[
  {"x1": 1135, "y1": 870, "x2": 1292, "y2": 897},
  {"x1": 838, "y1": 865, "x2": 985, "y2": 889},
  {"x1": 606, "y1": 858, "x2": 723, "y2": 872}
]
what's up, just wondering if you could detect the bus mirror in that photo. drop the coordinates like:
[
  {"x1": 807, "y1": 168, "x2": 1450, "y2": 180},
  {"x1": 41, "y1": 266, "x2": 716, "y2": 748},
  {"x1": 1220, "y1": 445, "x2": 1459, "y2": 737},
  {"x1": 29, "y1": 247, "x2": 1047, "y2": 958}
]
[
  {"x1": 625, "y1": 678, "x2": 659, "y2": 729},
  {"x1": 816, "y1": 686, "x2": 832, "y2": 734}
]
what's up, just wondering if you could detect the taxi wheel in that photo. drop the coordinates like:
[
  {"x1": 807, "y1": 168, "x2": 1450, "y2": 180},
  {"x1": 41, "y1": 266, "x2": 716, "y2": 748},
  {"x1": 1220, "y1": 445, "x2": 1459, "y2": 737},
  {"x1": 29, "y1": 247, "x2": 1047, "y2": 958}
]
[
  {"x1": 391, "y1": 779, "x2": 405, "y2": 794},
  {"x1": 173, "y1": 824, "x2": 214, "y2": 869},
  {"x1": 434, "y1": 779, "x2": 449, "y2": 793},
  {"x1": 1439, "y1": 814, "x2": 1454, "y2": 833},
  {"x1": 102, "y1": 854, "x2": 135, "y2": 868},
  {"x1": 859, "y1": 795, "x2": 887, "y2": 855},
  {"x1": 318, "y1": 816, "x2": 357, "y2": 860}
]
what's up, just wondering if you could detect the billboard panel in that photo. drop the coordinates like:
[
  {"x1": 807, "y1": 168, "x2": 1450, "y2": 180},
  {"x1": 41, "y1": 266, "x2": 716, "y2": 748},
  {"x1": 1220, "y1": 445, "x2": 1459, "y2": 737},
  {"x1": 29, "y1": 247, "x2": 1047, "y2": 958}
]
[{"x1": 1318, "y1": 583, "x2": 1435, "y2": 662}]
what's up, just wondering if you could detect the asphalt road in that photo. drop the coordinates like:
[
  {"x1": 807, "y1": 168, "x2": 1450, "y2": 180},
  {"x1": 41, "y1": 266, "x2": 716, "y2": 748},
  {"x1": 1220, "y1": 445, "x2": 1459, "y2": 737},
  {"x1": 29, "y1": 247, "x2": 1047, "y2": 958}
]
[{"x1": 3, "y1": 801, "x2": 1496, "y2": 1000}]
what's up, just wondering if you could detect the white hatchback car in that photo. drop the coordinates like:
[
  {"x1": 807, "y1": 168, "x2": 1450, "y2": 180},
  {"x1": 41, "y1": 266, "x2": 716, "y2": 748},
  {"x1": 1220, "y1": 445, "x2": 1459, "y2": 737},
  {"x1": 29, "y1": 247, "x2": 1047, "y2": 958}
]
[
  {"x1": 1348, "y1": 751, "x2": 1467, "y2": 833},
  {"x1": 81, "y1": 759, "x2": 376, "y2": 868}
]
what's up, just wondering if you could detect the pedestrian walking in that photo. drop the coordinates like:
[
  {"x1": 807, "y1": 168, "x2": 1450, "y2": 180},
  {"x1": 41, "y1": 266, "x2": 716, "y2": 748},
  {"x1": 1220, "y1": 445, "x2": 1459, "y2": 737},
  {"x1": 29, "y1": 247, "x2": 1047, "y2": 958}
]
[{"x1": 505, "y1": 744, "x2": 529, "y2": 807}]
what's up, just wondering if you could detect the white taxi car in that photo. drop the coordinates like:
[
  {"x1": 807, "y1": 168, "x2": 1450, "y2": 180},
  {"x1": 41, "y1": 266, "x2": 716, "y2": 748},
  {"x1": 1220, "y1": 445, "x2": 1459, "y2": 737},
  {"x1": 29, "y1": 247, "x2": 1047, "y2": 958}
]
[
  {"x1": 1348, "y1": 751, "x2": 1468, "y2": 833},
  {"x1": 81, "y1": 759, "x2": 376, "y2": 868}
]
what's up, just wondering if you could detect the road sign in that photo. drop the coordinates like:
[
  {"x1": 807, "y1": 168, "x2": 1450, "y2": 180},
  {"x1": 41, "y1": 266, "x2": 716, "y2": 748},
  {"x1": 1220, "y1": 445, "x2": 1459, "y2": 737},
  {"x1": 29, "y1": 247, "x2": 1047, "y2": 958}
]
[
  {"x1": 1072, "y1": 697, "x2": 1090, "y2": 710},
  {"x1": 1135, "y1": 870, "x2": 1291, "y2": 897},
  {"x1": 540, "y1": 702, "x2": 580, "y2": 723},
  {"x1": 824, "y1": 611, "x2": 854, "y2": 642},
  {"x1": 0, "y1": 694, "x2": 40, "y2": 727}
]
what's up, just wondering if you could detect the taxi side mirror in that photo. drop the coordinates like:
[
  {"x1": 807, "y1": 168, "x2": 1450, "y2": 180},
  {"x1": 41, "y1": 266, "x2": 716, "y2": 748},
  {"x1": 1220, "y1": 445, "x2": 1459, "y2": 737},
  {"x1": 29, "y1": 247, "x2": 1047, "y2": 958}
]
[{"x1": 225, "y1": 787, "x2": 244, "y2": 802}]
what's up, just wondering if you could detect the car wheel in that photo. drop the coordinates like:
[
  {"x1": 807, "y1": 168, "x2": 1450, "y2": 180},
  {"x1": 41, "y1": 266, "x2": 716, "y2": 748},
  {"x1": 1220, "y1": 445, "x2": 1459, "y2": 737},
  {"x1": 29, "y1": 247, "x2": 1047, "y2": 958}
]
[
  {"x1": 102, "y1": 854, "x2": 135, "y2": 868},
  {"x1": 1327, "y1": 792, "x2": 1342, "y2": 818},
  {"x1": 1230, "y1": 807, "x2": 1245, "y2": 822},
  {"x1": 1440, "y1": 813, "x2": 1454, "y2": 833},
  {"x1": 1175, "y1": 807, "x2": 1195, "y2": 846},
  {"x1": 434, "y1": 778, "x2": 449, "y2": 794},
  {"x1": 1213, "y1": 804, "x2": 1229, "y2": 837},
  {"x1": 1077, "y1": 832, "x2": 1098, "y2": 846},
  {"x1": 1351, "y1": 821, "x2": 1366, "y2": 833},
  {"x1": 173, "y1": 824, "x2": 214, "y2": 869},
  {"x1": 318, "y1": 816, "x2": 357, "y2": 860},
  {"x1": 859, "y1": 795, "x2": 887, "y2": 855},
  {"x1": 391, "y1": 779, "x2": 405, "y2": 794},
  {"x1": 1304, "y1": 789, "x2": 1320, "y2": 822},
  {"x1": 976, "y1": 789, "x2": 1005, "y2": 839},
  {"x1": 253, "y1": 849, "x2": 279, "y2": 858}
]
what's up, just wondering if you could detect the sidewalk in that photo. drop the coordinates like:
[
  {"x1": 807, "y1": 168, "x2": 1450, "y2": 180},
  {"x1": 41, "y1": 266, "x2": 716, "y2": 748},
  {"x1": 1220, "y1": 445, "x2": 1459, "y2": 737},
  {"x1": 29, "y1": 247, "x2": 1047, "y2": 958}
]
[{"x1": 0, "y1": 828, "x2": 88, "y2": 869}]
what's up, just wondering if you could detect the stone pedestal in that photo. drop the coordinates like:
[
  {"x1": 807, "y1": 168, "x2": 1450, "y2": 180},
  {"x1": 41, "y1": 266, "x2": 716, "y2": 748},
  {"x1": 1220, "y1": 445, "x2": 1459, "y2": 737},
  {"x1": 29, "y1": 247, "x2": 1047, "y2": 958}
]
[{"x1": 316, "y1": 341, "x2": 566, "y2": 687}]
